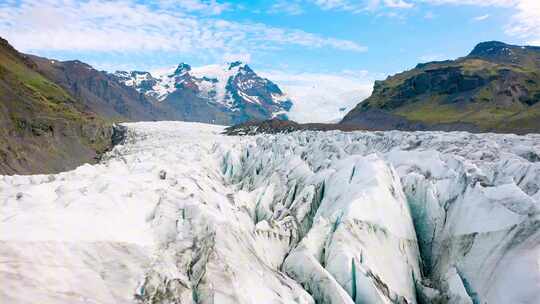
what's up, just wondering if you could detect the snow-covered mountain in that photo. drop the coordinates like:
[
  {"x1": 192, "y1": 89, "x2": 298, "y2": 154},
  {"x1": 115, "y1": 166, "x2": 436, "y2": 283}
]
[
  {"x1": 2, "y1": 122, "x2": 539, "y2": 303},
  {"x1": 113, "y1": 62, "x2": 293, "y2": 125}
]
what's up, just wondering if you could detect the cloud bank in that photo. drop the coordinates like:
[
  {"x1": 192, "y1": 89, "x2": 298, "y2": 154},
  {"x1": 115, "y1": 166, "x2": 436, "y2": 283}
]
[
  {"x1": 423, "y1": 0, "x2": 540, "y2": 45},
  {"x1": 0, "y1": 0, "x2": 366, "y2": 55},
  {"x1": 305, "y1": 0, "x2": 540, "y2": 45},
  {"x1": 261, "y1": 70, "x2": 375, "y2": 123}
]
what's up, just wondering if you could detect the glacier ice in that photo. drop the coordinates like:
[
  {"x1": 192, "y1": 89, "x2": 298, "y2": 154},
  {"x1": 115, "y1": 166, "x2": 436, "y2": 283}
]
[{"x1": 1, "y1": 122, "x2": 539, "y2": 303}]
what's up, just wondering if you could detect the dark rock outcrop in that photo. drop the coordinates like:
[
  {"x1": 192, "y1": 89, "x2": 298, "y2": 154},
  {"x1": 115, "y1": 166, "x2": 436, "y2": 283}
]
[
  {"x1": 224, "y1": 118, "x2": 364, "y2": 135},
  {"x1": 111, "y1": 124, "x2": 128, "y2": 146}
]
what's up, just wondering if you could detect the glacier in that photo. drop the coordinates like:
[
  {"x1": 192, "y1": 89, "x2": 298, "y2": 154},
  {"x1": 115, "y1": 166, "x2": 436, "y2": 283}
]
[{"x1": 1, "y1": 121, "x2": 539, "y2": 303}]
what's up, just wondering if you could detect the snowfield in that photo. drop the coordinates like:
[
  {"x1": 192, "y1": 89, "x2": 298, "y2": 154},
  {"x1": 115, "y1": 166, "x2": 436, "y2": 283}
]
[{"x1": 1, "y1": 121, "x2": 539, "y2": 303}]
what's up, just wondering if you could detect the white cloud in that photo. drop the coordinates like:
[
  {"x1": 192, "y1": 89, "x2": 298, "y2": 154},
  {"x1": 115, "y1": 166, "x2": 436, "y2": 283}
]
[
  {"x1": 311, "y1": 0, "x2": 414, "y2": 12},
  {"x1": 505, "y1": 0, "x2": 540, "y2": 45},
  {"x1": 260, "y1": 69, "x2": 376, "y2": 123},
  {"x1": 309, "y1": 0, "x2": 539, "y2": 45},
  {"x1": 270, "y1": 0, "x2": 305, "y2": 15},
  {"x1": 472, "y1": 14, "x2": 490, "y2": 21},
  {"x1": 384, "y1": 0, "x2": 414, "y2": 8},
  {"x1": 313, "y1": 0, "x2": 353, "y2": 10},
  {"x1": 222, "y1": 52, "x2": 252, "y2": 63},
  {"x1": 0, "y1": 0, "x2": 366, "y2": 55},
  {"x1": 422, "y1": 0, "x2": 540, "y2": 45},
  {"x1": 421, "y1": 0, "x2": 514, "y2": 5},
  {"x1": 158, "y1": 0, "x2": 230, "y2": 15}
]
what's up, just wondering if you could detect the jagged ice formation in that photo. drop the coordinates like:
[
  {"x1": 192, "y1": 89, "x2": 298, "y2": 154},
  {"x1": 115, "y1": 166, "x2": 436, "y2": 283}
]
[{"x1": 1, "y1": 122, "x2": 539, "y2": 303}]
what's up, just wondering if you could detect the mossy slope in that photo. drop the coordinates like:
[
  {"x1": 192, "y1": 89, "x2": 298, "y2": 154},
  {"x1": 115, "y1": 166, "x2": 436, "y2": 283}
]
[
  {"x1": 342, "y1": 41, "x2": 540, "y2": 134},
  {"x1": 0, "y1": 37, "x2": 112, "y2": 175}
]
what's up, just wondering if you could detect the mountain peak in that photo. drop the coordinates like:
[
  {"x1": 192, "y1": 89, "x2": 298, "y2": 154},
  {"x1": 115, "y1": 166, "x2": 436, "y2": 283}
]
[
  {"x1": 112, "y1": 60, "x2": 292, "y2": 124},
  {"x1": 468, "y1": 41, "x2": 514, "y2": 58},
  {"x1": 228, "y1": 61, "x2": 244, "y2": 70},
  {"x1": 467, "y1": 40, "x2": 540, "y2": 66},
  {"x1": 114, "y1": 70, "x2": 129, "y2": 76},
  {"x1": 132, "y1": 70, "x2": 151, "y2": 75},
  {"x1": 174, "y1": 63, "x2": 191, "y2": 75}
]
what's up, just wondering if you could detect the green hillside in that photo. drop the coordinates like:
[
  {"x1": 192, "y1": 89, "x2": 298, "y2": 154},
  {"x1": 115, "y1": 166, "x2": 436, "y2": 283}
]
[
  {"x1": 342, "y1": 41, "x2": 540, "y2": 134},
  {"x1": 0, "y1": 37, "x2": 112, "y2": 174}
]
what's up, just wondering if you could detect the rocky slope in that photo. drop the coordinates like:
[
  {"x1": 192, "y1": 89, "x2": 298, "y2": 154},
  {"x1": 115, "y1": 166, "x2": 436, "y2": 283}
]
[
  {"x1": 30, "y1": 56, "x2": 163, "y2": 121},
  {"x1": 342, "y1": 41, "x2": 540, "y2": 134},
  {"x1": 114, "y1": 62, "x2": 292, "y2": 124},
  {"x1": 0, "y1": 37, "x2": 113, "y2": 175},
  {"x1": 1, "y1": 121, "x2": 538, "y2": 303}
]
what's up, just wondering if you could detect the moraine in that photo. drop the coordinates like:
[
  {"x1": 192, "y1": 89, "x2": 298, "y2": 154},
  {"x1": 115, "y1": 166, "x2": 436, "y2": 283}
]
[{"x1": 1, "y1": 122, "x2": 539, "y2": 303}]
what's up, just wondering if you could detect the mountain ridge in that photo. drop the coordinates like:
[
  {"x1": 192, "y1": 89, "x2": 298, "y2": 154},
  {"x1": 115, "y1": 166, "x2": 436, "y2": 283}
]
[
  {"x1": 341, "y1": 40, "x2": 540, "y2": 134},
  {"x1": 28, "y1": 55, "x2": 164, "y2": 121},
  {"x1": 113, "y1": 61, "x2": 293, "y2": 125}
]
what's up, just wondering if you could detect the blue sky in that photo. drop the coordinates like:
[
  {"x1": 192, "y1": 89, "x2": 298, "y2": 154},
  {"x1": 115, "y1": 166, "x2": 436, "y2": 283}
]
[
  {"x1": 1, "y1": 0, "x2": 538, "y2": 74},
  {"x1": 1, "y1": 0, "x2": 539, "y2": 121}
]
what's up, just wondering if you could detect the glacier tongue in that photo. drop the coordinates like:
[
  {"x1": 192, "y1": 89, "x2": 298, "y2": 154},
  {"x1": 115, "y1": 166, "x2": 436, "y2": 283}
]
[{"x1": 1, "y1": 122, "x2": 539, "y2": 304}]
